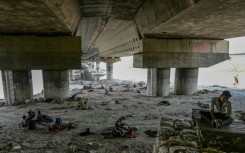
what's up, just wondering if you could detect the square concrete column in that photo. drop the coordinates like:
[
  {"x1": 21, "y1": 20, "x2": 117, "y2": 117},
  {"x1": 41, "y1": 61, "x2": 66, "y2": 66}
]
[
  {"x1": 147, "y1": 68, "x2": 170, "y2": 97},
  {"x1": 42, "y1": 70, "x2": 69, "y2": 100},
  {"x1": 1, "y1": 70, "x2": 33, "y2": 105},
  {"x1": 174, "y1": 68, "x2": 199, "y2": 95}
]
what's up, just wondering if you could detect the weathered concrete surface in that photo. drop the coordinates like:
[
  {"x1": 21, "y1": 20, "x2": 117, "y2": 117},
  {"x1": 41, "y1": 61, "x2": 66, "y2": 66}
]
[
  {"x1": 133, "y1": 39, "x2": 229, "y2": 68},
  {"x1": 106, "y1": 63, "x2": 113, "y2": 80},
  {"x1": 157, "y1": 68, "x2": 171, "y2": 97},
  {"x1": 135, "y1": 0, "x2": 199, "y2": 37},
  {"x1": 80, "y1": 19, "x2": 141, "y2": 58},
  {"x1": 147, "y1": 68, "x2": 170, "y2": 97},
  {"x1": 136, "y1": 0, "x2": 245, "y2": 39},
  {"x1": 0, "y1": 0, "x2": 81, "y2": 35},
  {"x1": 100, "y1": 57, "x2": 120, "y2": 80},
  {"x1": 42, "y1": 70, "x2": 69, "y2": 100},
  {"x1": 174, "y1": 68, "x2": 199, "y2": 95},
  {"x1": 0, "y1": 36, "x2": 81, "y2": 70},
  {"x1": 1, "y1": 70, "x2": 33, "y2": 105},
  {"x1": 79, "y1": 0, "x2": 245, "y2": 58},
  {"x1": 100, "y1": 57, "x2": 121, "y2": 64},
  {"x1": 0, "y1": 0, "x2": 244, "y2": 59}
]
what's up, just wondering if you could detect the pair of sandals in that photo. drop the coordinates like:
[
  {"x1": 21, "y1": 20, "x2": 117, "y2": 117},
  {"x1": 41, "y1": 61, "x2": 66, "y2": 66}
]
[{"x1": 211, "y1": 119, "x2": 224, "y2": 128}]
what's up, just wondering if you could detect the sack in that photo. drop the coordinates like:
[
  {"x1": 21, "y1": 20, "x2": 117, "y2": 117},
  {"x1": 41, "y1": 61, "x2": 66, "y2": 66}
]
[
  {"x1": 43, "y1": 115, "x2": 53, "y2": 123},
  {"x1": 28, "y1": 120, "x2": 36, "y2": 130},
  {"x1": 55, "y1": 118, "x2": 62, "y2": 125},
  {"x1": 127, "y1": 129, "x2": 136, "y2": 138}
]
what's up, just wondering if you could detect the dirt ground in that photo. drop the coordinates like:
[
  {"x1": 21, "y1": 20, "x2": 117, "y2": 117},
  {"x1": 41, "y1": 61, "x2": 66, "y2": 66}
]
[{"x1": 0, "y1": 86, "x2": 245, "y2": 153}]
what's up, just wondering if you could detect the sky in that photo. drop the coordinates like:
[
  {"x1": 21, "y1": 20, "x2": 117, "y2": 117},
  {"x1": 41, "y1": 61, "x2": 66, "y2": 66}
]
[{"x1": 0, "y1": 37, "x2": 245, "y2": 99}]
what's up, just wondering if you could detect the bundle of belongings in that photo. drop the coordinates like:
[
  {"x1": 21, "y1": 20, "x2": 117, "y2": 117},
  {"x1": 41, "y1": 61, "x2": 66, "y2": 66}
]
[
  {"x1": 19, "y1": 110, "x2": 75, "y2": 132},
  {"x1": 19, "y1": 110, "x2": 53, "y2": 130},
  {"x1": 76, "y1": 99, "x2": 92, "y2": 110},
  {"x1": 112, "y1": 116, "x2": 136, "y2": 138}
]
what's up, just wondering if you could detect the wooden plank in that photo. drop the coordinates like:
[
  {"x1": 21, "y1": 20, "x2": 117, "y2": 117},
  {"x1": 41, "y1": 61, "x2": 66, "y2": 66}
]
[{"x1": 192, "y1": 108, "x2": 245, "y2": 137}]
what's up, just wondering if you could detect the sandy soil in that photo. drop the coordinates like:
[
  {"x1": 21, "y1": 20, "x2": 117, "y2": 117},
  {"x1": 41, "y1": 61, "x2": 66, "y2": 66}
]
[{"x1": 0, "y1": 86, "x2": 245, "y2": 153}]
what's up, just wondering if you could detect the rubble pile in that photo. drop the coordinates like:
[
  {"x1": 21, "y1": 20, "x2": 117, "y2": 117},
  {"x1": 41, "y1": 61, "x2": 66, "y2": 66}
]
[{"x1": 153, "y1": 118, "x2": 200, "y2": 153}]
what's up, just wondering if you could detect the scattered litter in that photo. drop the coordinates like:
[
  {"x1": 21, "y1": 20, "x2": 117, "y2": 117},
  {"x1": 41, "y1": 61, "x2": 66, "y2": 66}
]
[
  {"x1": 115, "y1": 100, "x2": 121, "y2": 104},
  {"x1": 144, "y1": 130, "x2": 158, "y2": 137},
  {"x1": 79, "y1": 128, "x2": 94, "y2": 136},
  {"x1": 196, "y1": 89, "x2": 210, "y2": 94},
  {"x1": 157, "y1": 101, "x2": 170, "y2": 106},
  {"x1": 12, "y1": 145, "x2": 21, "y2": 150},
  {"x1": 125, "y1": 114, "x2": 136, "y2": 118},
  {"x1": 198, "y1": 101, "x2": 210, "y2": 109},
  {"x1": 76, "y1": 100, "x2": 89, "y2": 110},
  {"x1": 122, "y1": 144, "x2": 130, "y2": 149}
]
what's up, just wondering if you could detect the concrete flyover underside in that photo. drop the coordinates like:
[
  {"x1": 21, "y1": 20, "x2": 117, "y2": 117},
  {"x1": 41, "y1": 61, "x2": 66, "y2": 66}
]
[{"x1": 1, "y1": 0, "x2": 245, "y2": 102}]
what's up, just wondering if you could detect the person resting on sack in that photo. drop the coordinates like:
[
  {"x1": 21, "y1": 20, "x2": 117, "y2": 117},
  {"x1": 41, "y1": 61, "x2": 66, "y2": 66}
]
[{"x1": 199, "y1": 90, "x2": 234, "y2": 128}]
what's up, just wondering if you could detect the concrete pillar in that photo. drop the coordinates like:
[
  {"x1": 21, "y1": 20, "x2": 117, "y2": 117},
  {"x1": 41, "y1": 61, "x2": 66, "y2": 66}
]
[
  {"x1": 147, "y1": 68, "x2": 170, "y2": 97},
  {"x1": 69, "y1": 70, "x2": 73, "y2": 82},
  {"x1": 42, "y1": 70, "x2": 69, "y2": 100},
  {"x1": 157, "y1": 68, "x2": 170, "y2": 97},
  {"x1": 147, "y1": 69, "x2": 152, "y2": 96},
  {"x1": 81, "y1": 70, "x2": 85, "y2": 80},
  {"x1": 106, "y1": 63, "x2": 113, "y2": 80},
  {"x1": 100, "y1": 57, "x2": 120, "y2": 80},
  {"x1": 174, "y1": 68, "x2": 199, "y2": 95},
  {"x1": 2, "y1": 70, "x2": 33, "y2": 105},
  {"x1": 96, "y1": 58, "x2": 100, "y2": 73},
  {"x1": 94, "y1": 76, "x2": 100, "y2": 82},
  {"x1": 84, "y1": 70, "x2": 89, "y2": 81}
]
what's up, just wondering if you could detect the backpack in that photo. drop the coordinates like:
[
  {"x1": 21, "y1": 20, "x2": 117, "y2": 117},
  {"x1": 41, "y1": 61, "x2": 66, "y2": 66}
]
[
  {"x1": 55, "y1": 118, "x2": 62, "y2": 125},
  {"x1": 28, "y1": 120, "x2": 36, "y2": 130}
]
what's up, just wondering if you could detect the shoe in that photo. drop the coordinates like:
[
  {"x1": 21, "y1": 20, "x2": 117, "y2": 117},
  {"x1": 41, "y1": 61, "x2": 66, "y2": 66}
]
[
  {"x1": 211, "y1": 119, "x2": 217, "y2": 127},
  {"x1": 216, "y1": 119, "x2": 223, "y2": 128}
]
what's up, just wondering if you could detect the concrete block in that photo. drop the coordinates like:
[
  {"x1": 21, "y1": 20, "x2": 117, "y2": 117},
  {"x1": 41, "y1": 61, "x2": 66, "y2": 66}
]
[{"x1": 0, "y1": 36, "x2": 81, "y2": 70}]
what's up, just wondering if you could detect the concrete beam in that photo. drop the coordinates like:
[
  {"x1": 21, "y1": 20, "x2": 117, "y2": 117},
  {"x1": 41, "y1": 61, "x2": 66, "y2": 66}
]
[
  {"x1": 133, "y1": 39, "x2": 229, "y2": 68},
  {"x1": 134, "y1": 0, "x2": 198, "y2": 37},
  {"x1": 135, "y1": 0, "x2": 245, "y2": 39},
  {"x1": 43, "y1": 0, "x2": 81, "y2": 35},
  {"x1": 0, "y1": 36, "x2": 81, "y2": 70},
  {"x1": 92, "y1": 19, "x2": 141, "y2": 57},
  {"x1": 100, "y1": 57, "x2": 121, "y2": 64}
]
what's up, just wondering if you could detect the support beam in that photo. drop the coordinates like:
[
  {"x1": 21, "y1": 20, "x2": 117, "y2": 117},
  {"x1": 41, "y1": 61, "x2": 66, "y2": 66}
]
[
  {"x1": 134, "y1": 39, "x2": 229, "y2": 68},
  {"x1": 0, "y1": 36, "x2": 81, "y2": 70},
  {"x1": 147, "y1": 68, "x2": 170, "y2": 97},
  {"x1": 42, "y1": 70, "x2": 69, "y2": 100},
  {"x1": 43, "y1": 0, "x2": 81, "y2": 35},
  {"x1": 174, "y1": 68, "x2": 199, "y2": 95},
  {"x1": 2, "y1": 70, "x2": 33, "y2": 105}
]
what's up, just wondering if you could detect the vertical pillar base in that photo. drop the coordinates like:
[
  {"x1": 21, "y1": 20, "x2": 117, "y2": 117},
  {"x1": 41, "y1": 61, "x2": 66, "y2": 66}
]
[
  {"x1": 43, "y1": 70, "x2": 69, "y2": 100},
  {"x1": 147, "y1": 68, "x2": 170, "y2": 97},
  {"x1": 2, "y1": 70, "x2": 33, "y2": 105},
  {"x1": 106, "y1": 63, "x2": 113, "y2": 80},
  {"x1": 174, "y1": 68, "x2": 199, "y2": 95}
]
